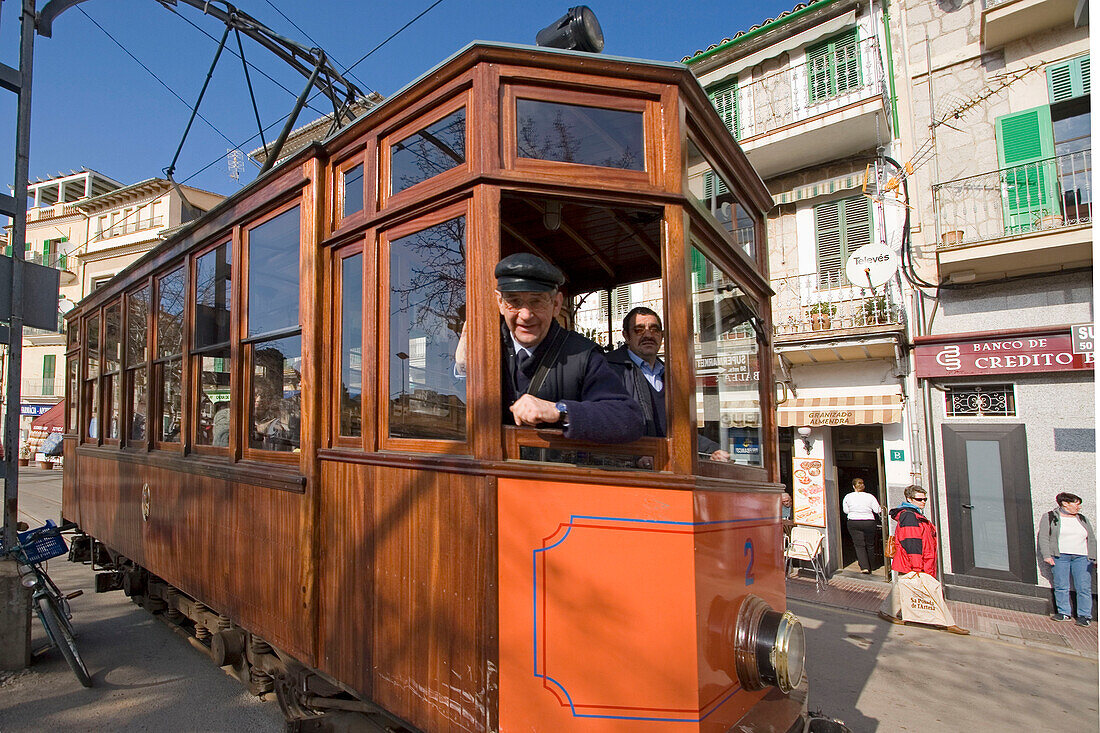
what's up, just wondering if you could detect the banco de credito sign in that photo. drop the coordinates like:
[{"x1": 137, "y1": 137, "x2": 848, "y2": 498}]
[{"x1": 914, "y1": 327, "x2": 1094, "y2": 379}]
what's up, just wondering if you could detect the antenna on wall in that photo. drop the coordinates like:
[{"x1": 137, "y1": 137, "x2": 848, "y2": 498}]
[{"x1": 227, "y1": 149, "x2": 245, "y2": 182}]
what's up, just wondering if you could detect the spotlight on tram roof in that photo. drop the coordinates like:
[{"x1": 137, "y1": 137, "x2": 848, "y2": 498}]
[{"x1": 536, "y1": 6, "x2": 604, "y2": 53}]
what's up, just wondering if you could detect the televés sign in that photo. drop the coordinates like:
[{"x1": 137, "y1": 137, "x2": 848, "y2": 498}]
[{"x1": 915, "y1": 331, "x2": 1094, "y2": 378}]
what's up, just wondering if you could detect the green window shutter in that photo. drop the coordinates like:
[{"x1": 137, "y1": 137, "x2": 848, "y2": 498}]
[
  {"x1": 708, "y1": 79, "x2": 740, "y2": 138},
  {"x1": 3, "y1": 245, "x2": 10, "y2": 257},
  {"x1": 43, "y1": 354, "x2": 55, "y2": 395},
  {"x1": 995, "y1": 106, "x2": 1058, "y2": 232},
  {"x1": 815, "y1": 195, "x2": 870, "y2": 286},
  {"x1": 807, "y1": 29, "x2": 861, "y2": 103},
  {"x1": 807, "y1": 41, "x2": 832, "y2": 103},
  {"x1": 833, "y1": 28, "x2": 862, "y2": 95},
  {"x1": 43, "y1": 239, "x2": 51, "y2": 261},
  {"x1": 690, "y1": 247, "x2": 709, "y2": 290},
  {"x1": 1048, "y1": 55, "x2": 1090, "y2": 102}
]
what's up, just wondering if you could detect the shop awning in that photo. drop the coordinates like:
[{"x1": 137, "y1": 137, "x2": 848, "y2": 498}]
[
  {"x1": 30, "y1": 401, "x2": 65, "y2": 430},
  {"x1": 777, "y1": 393, "x2": 903, "y2": 427}
]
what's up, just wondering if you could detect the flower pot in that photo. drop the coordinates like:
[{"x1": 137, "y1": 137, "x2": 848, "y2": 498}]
[
  {"x1": 37, "y1": 460, "x2": 53, "y2": 470},
  {"x1": 941, "y1": 230, "x2": 964, "y2": 246},
  {"x1": 811, "y1": 312, "x2": 831, "y2": 331},
  {"x1": 17, "y1": 458, "x2": 29, "y2": 467},
  {"x1": 1037, "y1": 215, "x2": 1063, "y2": 229}
]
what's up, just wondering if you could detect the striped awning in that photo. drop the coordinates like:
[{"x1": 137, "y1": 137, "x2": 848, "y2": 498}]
[
  {"x1": 772, "y1": 171, "x2": 865, "y2": 206},
  {"x1": 777, "y1": 393, "x2": 904, "y2": 427}
]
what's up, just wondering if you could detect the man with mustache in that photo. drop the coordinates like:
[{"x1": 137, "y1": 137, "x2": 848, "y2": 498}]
[{"x1": 606, "y1": 307, "x2": 729, "y2": 461}]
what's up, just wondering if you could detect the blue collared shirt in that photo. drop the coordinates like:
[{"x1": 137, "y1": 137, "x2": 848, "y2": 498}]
[{"x1": 627, "y1": 349, "x2": 664, "y2": 392}]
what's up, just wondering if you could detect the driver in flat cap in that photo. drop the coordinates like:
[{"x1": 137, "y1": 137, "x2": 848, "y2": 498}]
[{"x1": 495, "y1": 253, "x2": 643, "y2": 443}]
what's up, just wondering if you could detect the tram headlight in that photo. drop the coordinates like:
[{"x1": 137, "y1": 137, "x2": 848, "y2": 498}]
[{"x1": 730, "y1": 594, "x2": 806, "y2": 693}]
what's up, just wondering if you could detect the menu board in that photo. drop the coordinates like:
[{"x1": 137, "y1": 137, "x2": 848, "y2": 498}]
[{"x1": 792, "y1": 457, "x2": 826, "y2": 527}]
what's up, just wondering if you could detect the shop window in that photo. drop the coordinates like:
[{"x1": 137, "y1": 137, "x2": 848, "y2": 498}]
[
  {"x1": 339, "y1": 252, "x2": 363, "y2": 438},
  {"x1": 156, "y1": 267, "x2": 185, "y2": 443},
  {"x1": 691, "y1": 245, "x2": 764, "y2": 466},
  {"x1": 391, "y1": 107, "x2": 466, "y2": 195},
  {"x1": 246, "y1": 207, "x2": 301, "y2": 453},
  {"x1": 945, "y1": 384, "x2": 1016, "y2": 417},
  {"x1": 387, "y1": 216, "x2": 467, "y2": 442},
  {"x1": 193, "y1": 242, "x2": 232, "y2": 448},
  {"x1": 126, "y1": 286, "x2": 150, "y2": 443},
  {"x1": 517, "y1": 99, "x2": 643, "y2": 171}
]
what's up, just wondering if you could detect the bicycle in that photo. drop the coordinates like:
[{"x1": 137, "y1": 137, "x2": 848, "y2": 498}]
[{"x1": 3, "y1": 519, "x2": 92, "y2": 687}]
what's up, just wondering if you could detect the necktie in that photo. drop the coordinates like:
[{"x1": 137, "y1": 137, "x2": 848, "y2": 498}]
[{"x1": 515, "y1": 350, "x2": 532, "y2": 393}]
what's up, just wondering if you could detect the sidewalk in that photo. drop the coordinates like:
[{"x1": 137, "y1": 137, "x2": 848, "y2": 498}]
[{"x1": 787, "y1": 572, "x2": 1098, "y2": 659}]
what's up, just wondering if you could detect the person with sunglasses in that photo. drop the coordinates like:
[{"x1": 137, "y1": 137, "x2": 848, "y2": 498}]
[{"x1": 879, "y1": 484, "x2": 969, "y2": 634}]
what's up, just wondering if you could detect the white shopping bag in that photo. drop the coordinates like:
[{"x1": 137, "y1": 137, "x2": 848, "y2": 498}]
[{"x1": 893, "y1": 571, "x2": 956, "y2": 627}]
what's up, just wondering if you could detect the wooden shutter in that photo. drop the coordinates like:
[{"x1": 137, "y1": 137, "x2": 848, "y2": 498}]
[
  {"x1": 833, "y1": 28, "x2": 862, "y2": 95},
  {"x1": 806, "y1": 40, "x2": 832, "y2": 103},
  {"x1": 807, "y1": 29, "x2": 860, "y2": 103},
  {"x1": 1048, "y1": 55, "x2": 1090, "y2": 103},
  {"x1": 995, "y1": 106, "x2": 1058, "y2": 232},
  {"x1": 815, "y1": 196, "x2": 870, "y2": 287},
  {"x1": 708, "y1": 79, "x2": 740, "y2": 138}
]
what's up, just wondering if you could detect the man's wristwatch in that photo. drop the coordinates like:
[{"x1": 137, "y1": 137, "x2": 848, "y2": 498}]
[{"x1": 555, "y1": 401, "x2": 569, "y2": 427}]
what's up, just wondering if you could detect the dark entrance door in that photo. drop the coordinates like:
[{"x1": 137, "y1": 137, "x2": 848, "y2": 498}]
[
  {"x1": 942, "y1": 424, "x2": 1037, "y2": 584},
  {"x1": 833, "y1": 426, "x2": 887, "y2": 576}
]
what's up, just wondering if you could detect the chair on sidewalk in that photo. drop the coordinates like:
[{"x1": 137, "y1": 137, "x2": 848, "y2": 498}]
[{"x1": 785, "y1": 525, "x2": 828, "y2": 591}]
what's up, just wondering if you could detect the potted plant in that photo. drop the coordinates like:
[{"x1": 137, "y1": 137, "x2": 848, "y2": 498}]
[
  {"x1": 940, "y1": 230, "x2": 965, "y2": 246},
  {"x1": 861, "y1": 295, "x2": 888, "y2": 325},
  {"x1": 37, "y1": 456, "x2": 54, "y2": 469},
  {"x1": 18, "y1": 444, "x2": 30, "y2": 467},
  {"x1": 809, "y1": 302, "x2": 836, "y2": 330},
  {"x1": 1033, "y1": 209, "x2": 1063, "y2": 230}
]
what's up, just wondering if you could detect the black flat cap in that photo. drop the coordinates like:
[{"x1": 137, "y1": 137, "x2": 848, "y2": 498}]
[{"x1": 495, "y1": 253, "x2": 565, "y2": 292}]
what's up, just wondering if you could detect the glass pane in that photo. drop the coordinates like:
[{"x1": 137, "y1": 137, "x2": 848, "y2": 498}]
[
  {"x1": 86, "y1": 314, "x2": 100, "y2": 378},
  {"x1": 107, "y1": 373, "x2": 121, "y2": 439},
  {"x1": 388, "y1": 217, "x2": 466, "y2": 441},
  {"x1": 343, "y1": 164, "x2": 364, "y2": 217},
  {"x1": 159, "y1": 358, "x2": 182, "y2": 443},
  {"x1": 157, "y1": 267, "x2": 185, "y2": 359},
  {"x1": 691, "y1": 246, "x2": 763, "y2": 465},
  {"x1": 129, "y1": 367, "x2": 147, "y2": 442},
  {"x1": 341, "y1": 253, "x2": 363, "y2": 437},
  {"x1": 67, "y1": 360, "x2": 78, "y2": 432},
  {"x1": 104, "y1": 302, "x2": 122, "y2": 373},
  {"x1": 84, "y1": 379, "x2": 99, "y2": 440},
  {"x1": 195, "y1": 349, "x2": 232, "y2": 446},
  {"x1": 195, "y1": 242, "x2": 232, "y2": 349},
  {"x1": 965, "y1": 440, "x2": 1011, "y2": 571},
  {"x1": 685, "y1": 139, "x2": 756, "y2": 259},
  {"x1": 248, "y1": 207, "x2": 300, "y2": 337},
  {"x1": 517, "y1": 99, "x2": 643, "y2": 171},
  {"x1": 250, "y1": 335, "x2": 302, "y2": 452},
  {"x1": 127, "y1": 286, "x2": 149, "y2": 365},
  {"x1": 391, "y1": 107, "x2": 467, "y2": 195}
]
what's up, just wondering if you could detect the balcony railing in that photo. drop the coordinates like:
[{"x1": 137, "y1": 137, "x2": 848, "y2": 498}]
[
  {"x1": 933, "y1": 150, "x2": 1091, "y2": 248},
  {"x1": 732, "y1": 36, "x2": 889, "y2": 142},
  {"x1": 96, "y1": 216, "x2": 164, "y2": 240},
  {"x1": 22, "y1": 377, "x2": 65, "y2": 397},
  {"x1": 25, "y1": 251, "x2": 72, "y2": 270},
  {"x1": 773, "y1": 271, "x2": 905, "y2": 336}
]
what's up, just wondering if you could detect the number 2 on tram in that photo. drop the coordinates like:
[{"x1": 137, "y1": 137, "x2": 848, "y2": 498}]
[{"x1": 62, "y1": 42, "x2": 812, "y2": 732}]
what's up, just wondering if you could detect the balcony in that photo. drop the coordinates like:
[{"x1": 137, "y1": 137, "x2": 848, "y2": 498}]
[
  {"x1": 933, "y1": 150, "x2": 1092, "y2": 282},
  {"x1": 981, "y1": 0, "x2": 1079, "y2": 49},
  {"x1": 21, "y1": 377, "x2": 65, "y2": 398},
  {"x1": 733, "y1": 36, "x2": 890, "y2": 179},
  {"x1": 22, "y1": 250, "x2": 78, "y2": 284},
  {"x1": 772, "y1": 271, "x2": 905, "y2": 364}
]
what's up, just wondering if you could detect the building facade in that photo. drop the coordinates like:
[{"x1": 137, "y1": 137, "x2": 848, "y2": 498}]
[
  {"x1": 897, "y1": 0, "x2": 1092, "y2": 611},
  {"x1": 685, "y1": 0, "x2": 916, "y2": 575},
  {"x1": 9, "y1": 171, "x2": 223, "y2": 447}
]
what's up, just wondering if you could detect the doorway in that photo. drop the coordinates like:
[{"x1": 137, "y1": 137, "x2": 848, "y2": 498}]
[
  {"x1": 941, "y1": 424, "x2": 1037, "y2": 585},
  {"x1": 833, "y1": 425, "x2": 887, "y2": 577}
]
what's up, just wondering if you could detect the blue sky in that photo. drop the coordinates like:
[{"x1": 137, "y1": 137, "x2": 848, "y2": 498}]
[{"x1": 0, "y1": 0, "x2": 794, "y2": 200}]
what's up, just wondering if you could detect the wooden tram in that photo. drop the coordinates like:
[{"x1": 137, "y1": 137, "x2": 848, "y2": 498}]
[{"x1": 62, "y1": 42, "x2": 811, "y2": 732}]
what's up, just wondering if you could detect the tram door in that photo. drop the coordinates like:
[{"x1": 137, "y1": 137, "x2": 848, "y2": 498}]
[{"x1": 833, "y1": 426, "x2": 887, "y2": 576}]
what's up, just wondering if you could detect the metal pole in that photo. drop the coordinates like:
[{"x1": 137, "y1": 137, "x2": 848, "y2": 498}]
[{"x1": 3, "y1": 0, "x2": 35, "y2": 551}]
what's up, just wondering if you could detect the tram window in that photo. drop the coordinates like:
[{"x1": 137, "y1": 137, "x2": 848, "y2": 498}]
[
  {"x1": 390, "y1": 107, "x2": 466, "y2": 195},
  {"x1": 387, "y1": 216, "x2": 467, "y2": 442},
  {"x1": 690, "y1": 246, "x2": 764, "y2": 466},
  {"x1": 83, "y1": 312, "x2": 100, "y2": 442},
  {"x1": 66, "y1": 359, "x2": 78, "y2": 433},
  {"x1": 247, "y1": 207, "x2": 300, "y2": 337},
  {"x1": 249, "y1": 335, "x2": 302, "y2": 452},
  {"x1": 103, "y1": 301, "x2": 122, "y2": 440},
  {"x1": 193, "y1": 243, "x2": 233, "y2": 448},
  {"x1": 156, "y1": 267, "x2": 186, "y2": 443},
  {"x1": 339, "y1": 253, "x2": 363, "y2": 438},
  {"x1": 126, "y1": 286, "x2": 150, "y2": 444},
  {"x1": 343, "y1": 164, "x2": 364, "y2": 218},
  {"x1": 685, "y1": 139, "x2": 756, "y2": 260},
  {"x1": 516, "y1": 99, "x2": 643, "y2": 171}
]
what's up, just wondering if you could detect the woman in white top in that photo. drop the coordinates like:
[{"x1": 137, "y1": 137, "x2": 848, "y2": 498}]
[{"x1": 842, "y1": 477, "x2": 882, "y2": 574}]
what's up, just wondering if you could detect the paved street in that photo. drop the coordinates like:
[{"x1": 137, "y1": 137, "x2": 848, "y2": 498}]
[{"x1": 3, "y1": 471, "x2": 1097, "y2": 732}]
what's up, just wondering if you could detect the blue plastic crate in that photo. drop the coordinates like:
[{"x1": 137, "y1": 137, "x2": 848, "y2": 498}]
[{"x1": 18, "y1": 520, "x2": 67, "y2": 564}]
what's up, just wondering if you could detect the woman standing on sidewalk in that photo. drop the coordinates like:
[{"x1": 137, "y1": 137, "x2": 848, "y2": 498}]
[
  {"x1": 1039, "y1": 492, "x2": 1095, "y2": 627},
  {"x1": 879, "y1": 485, "x2": 969, "y2": 635}
]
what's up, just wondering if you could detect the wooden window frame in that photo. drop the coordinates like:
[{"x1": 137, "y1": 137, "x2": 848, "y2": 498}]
[
  {"x1": 123, "y1": 281, "x2": 152, "y2": 451},
  {"x1": 82, "y1": 312, "x2": 101, "y2": 445},
  {"x1": 379, "y1": 199, "x2": 472, "y2": 455},
  {"x1": 380, "y1": 90, "x2": 471, "y2": 210},
  {"x1": 152, "y1": 265, "x2": 187, "y2": 452},
  {"x1": 189, "y1": 239, "x2": 235, "y2": 457},
  {"x1": 502, "y1": 83, "x2": 658, "y2": 188},
  {"x1": 331, "y1": 242, "x2": 367, "y2": 451},
  {"x1": 101, "y1": 299, "x2": 123, "y2": 446},
  {"x1": 333, "y1": 143, "x2": 369, "y2": 232},
  {"x1": 65, "y1": 350, "x2": 79, "y2": 434},
  {"x1": 241, "y1": 201, "x2": 304, "y2": 466}
]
